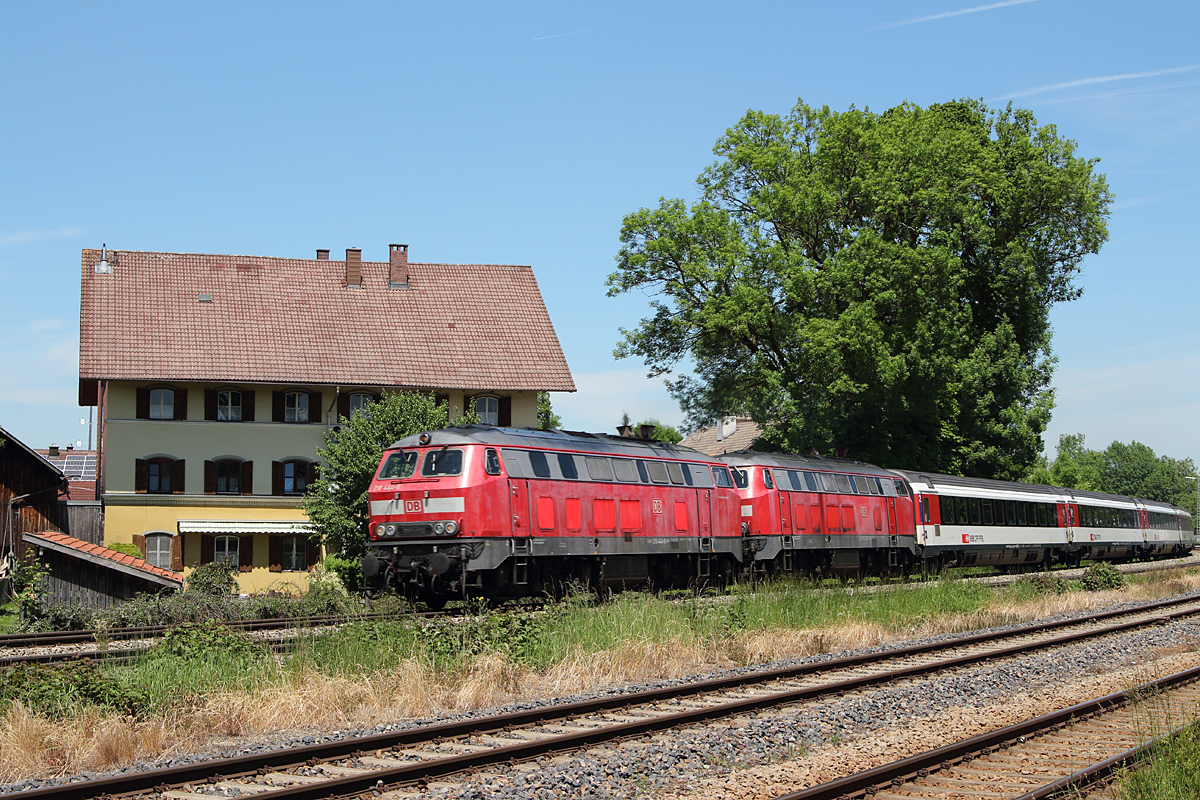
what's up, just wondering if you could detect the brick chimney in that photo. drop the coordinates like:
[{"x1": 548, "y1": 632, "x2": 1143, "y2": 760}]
[
  {"x1": 345, "y1": 248, "x2": 362, "y2": 287},
  {"x1": 389, "y1": 243, "x2": 409, "y2": 288},
  {"x1": 316, "y1": 249, "x2": 329, "y2": 260}
]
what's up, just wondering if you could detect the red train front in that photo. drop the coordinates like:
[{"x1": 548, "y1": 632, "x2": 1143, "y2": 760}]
[{"x1": 364, "y1": 426, "x2": 744, "y2": 606}]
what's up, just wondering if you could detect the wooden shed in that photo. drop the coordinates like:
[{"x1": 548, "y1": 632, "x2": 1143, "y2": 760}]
[{"x1": 23, "y1": 531, "x2": 182, "y2": 606}]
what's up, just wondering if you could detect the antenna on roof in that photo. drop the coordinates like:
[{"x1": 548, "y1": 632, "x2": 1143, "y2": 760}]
[{"x1": 95, "y1": 244, "x2": 112, "y2": 274}]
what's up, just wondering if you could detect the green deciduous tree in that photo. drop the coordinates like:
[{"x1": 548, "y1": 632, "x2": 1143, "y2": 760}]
[
  {"x1": 537, "y1": 391, "x2": 561, "y2": 430},
  {"x1": 607, "y1": 98, "x2": 1111, "y2": 479},
  {"x1": 304, "y1": 391, "x2": 470, "y2": 558},
  {"x1": 1027, "y1": 433, "x2": 1197, "y2": 516},
  {"x1": 637, "y1": 419, "x2": 683, "y2": 444}
]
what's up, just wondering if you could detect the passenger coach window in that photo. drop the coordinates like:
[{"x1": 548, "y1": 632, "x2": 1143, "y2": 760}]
[
  {"x1": 423, "y1": 449, "x2": 463, "y2": 476},
  {"x1": 557, "y1": 453, "x2": 579, "y2": 479},
  {"x1": 586, "y1": 456, "x2": 613, "y2": 481},
  {"x1": 529, "y1": 451, "x2": 552, "y2": 478},
  {"x1": 485, "y1": 448, "x2": 502, "y2": 476},
  {"x1": 1037, "y1": 503, "x2": 1049, "y2": 526},
  {"x1": 711, "y1": 466, "x2": 734, "y2": 488},
  {"x1": 379, "y1": 451, "x2": 417, "y2": 479}
]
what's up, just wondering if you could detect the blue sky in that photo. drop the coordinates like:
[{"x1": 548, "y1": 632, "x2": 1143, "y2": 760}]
[{"x1": 2, "y1": 0, "x2": 1197, "y2": 465}]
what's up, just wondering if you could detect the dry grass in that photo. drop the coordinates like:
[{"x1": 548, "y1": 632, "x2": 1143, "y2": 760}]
[{"x1": 2, "y1": 568, "x2": 1199, "y2": 783}]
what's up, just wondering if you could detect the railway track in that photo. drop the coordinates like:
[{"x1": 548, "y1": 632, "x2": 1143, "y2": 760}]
[
  {"x1": 16, "y1": 592, "x2": 1200, "y2": 800},
  {"x1": 775, "y1": 663, "x2": 1200, "y2": 799}
]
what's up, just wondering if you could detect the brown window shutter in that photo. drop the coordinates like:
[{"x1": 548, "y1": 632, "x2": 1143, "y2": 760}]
[
  {"x1": 135, "y1": 459, "x2": 149, "y2": 492},
  {"x1": 308, "y1": 391, "x2": 323, "y2": 423},
  {"x1": 132, "y1": 534, "x2": 146, "y2": 558},
  {"x1": 272, "y1": 461, "x2": 284, "y2": 496},
  {"x1": 269, "y1": 536, "x2": 283, "y2": 572},
  {"x1": 498, "y1": 396, "x2": 512, "y2": 427},
  {"x1": 205, "y1": 389, "x2": 218, "y2": 420},
  {"x1": 174, "y1": 389, "x2": 188, "y2": 420},
  {"x1": 242, "y1": 390, "x2": 255, "y2": 422},
  {"x1": 170, "y1": 535, "x2": 183, "y2": 571},
  {"x1": 204, "y1": 460, "x2": 217, "y2": 494},
  {"x1": 136, "y1": 388, "x2": 150, "y2": 419},
  {"x1": 307, "y1": 461, "x2": 319, "y2": 487},
  {"x1": 306, "y1": 537, "x2": 321, "y2": 568},
  {"x1": 239, "y1": 535, "x2": 254, "y2": 572},
  {"x1": 171, "y1": 459, "x2": 186, "y2": 494},
  {"x1": 240, "y1": 461, "x2": 254, "y2": 495},
  {"x1": 272, "y1": 391, "x2": 285, "y2": 422},
  {"x1": 200, "y1": 534, "x2": 214, "y2": 565},
  {"x1": 337, "y1": 393, "x2": 350, "y2": 421}
]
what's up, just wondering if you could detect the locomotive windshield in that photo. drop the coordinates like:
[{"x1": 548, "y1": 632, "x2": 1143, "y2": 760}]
[
  {"x1": 423, "y1": 448, "x2": 464, "y2": 476},
  {"x1": 379, "y1": 451, "x2": 418, "y2": 479}
]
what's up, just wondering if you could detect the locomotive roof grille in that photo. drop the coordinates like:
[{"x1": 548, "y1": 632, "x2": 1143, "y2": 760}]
[{"x1": 386, "y1": 426, "x2": 714, "y2": 461}]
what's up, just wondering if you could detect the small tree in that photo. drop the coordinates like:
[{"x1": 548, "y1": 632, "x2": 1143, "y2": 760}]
[
  {"x1": 304, "y1": 391, "x2": 469, "y2": 558},
  {"x1": 638, "y1": 418, "x2": 683, "y2": 444},
  {"x1": 537, "y1": 391, "x2": 561, "y2": 430}
]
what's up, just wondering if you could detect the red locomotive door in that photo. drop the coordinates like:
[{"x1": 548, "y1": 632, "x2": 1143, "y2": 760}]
[
  {"x1": 697, "y1": 489, "x2": 712, "y2": 537},
  {"x1": 887, "y1": 497, "x2": 898, "y2": 534},
  {"x1": 509, "y1": 479, "x2": 530, "y2": 535},
  {"x1": 779, "y1": 490, "x2": 791, "y2": 534}
]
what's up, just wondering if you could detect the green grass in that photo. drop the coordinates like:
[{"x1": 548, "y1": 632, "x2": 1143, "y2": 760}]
[{"x1": 1119, "y1": 722, "x2": 1200, "y2": 799}]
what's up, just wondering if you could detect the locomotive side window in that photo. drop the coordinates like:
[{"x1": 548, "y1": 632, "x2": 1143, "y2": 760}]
[
  {"x1": 501, "y1": 449, "x2": 524, "y2": 477},
  {"x1": 681, "y1": 464, "x2": 695, "y2": 485},
  {"x1": 636, "y1": 460, "x2": 650, "y2": 483},
  {"x1": 646, "y1": 460, "x2": 669, "y2": 484},
  {"x1": 893, "y1": 479, "x2": 909, "y2": 496},
  {"x1": 819, "y1": 473, "x2": 838, "y2": 492},
  {"x1": 835, "y1": 474, "x2": 853, "y2": 493},
  {"x1": 485, "y1": 448, "x2": 502, "y2": 475},
  {"x1": 667, "y1": 462, "x2": 686, "y2": 485},
  {"x1": 379, "y1": 451, "x2": 417, "y2": 479},
  {"x1": 613, "y1": 459, "x2": 639, "y2": 482},
  {"x1": 806, "y1": 472, "x2": 821, "y2": 492},
  {"x1": 586, "y1": 456, "x2": 613, "y2": 481},
  {"x1": 423, "y1": 448, "x2": 463, "y2": 476},
  {"x1": 848, "y1": 476, "x2": 860, "y2": 493},
  {"x1": 557, "y1": 453, "x2": 579, "y2": 480},
  {"x1": 762, "y1": 469, "x2": 774, "y2": 489},
  {"x1": 528, "y1": 451, "x2": 552, "y2": 478},
  {"x1": 712, "y1": 466, "x2": 734, "y2": 488},
  {"x1": 732, "y1": 469, "x2": 749, "y2": 489}
]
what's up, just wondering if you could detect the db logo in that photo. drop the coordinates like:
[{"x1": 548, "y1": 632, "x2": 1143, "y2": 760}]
[
  {"x1": 404, "y1": 500, "x2": 423, "y2": 514},
  {"x1": 652, "y1": 499, "x2": 663, "y2": 514}
]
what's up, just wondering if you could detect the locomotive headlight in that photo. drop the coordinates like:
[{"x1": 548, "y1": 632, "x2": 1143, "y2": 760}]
[
  {"x1": 445, "y1": 521, "x2": 458, "y2": 534},
  {"x1": 386, "y1": 523, "x2": 397, "y2": 535},
  {"x1": 434, "y1": 522, "x2": 446, "y2": 535},
  {"x1": 376, "y1": 524, "x2": 385, "y2": 536}
]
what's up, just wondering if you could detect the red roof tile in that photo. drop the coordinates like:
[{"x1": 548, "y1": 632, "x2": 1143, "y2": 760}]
[
  {"x1": 79, "y1": 249, "x2": 575, "y2": 392},
  {"x1": 680, "y1": 418, "x2": 764, "y2": 455},
  {"x1": 25, "y1": 530, "x2": 183, "y2": 586}
]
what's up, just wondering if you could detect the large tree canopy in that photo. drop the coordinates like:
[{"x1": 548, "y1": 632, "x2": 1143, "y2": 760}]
[{"x1": 608, "y1": 99, "x2": 1111, "y2": 479}]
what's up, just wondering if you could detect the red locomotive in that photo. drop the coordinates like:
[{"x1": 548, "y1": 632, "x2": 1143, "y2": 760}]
[{"x1": 362, "y1": 426, "x2": 743, "y2": 606}]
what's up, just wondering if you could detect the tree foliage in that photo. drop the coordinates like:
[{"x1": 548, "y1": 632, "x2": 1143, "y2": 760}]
[
  {"x1": 537, "y1": 391, "x2": 562, "y2": 430},
  {"x1": 637, "y1": 419, "x2": 683, "y2": 444},
  {"x1": 1027, "y1": 433, "x2": 1197, "y2": 517},
  {"x1": 607, "y1": 98, "x2": 1111, "y2": 479},
  {"x1": 304, "y1": 391, "x2": 469, "y2": 558}
]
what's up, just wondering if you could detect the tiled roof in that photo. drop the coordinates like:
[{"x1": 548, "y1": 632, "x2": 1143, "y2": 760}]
[
  {"x1": 680, "y1": 418, "x2": 764, "y2": 455},
  {"x1": 24, "y1": 531, "x2": 183, "y2": 587},
  {"x1": 35, "y1": 450, "x2": 97, "y2": 501},
  {"x1": 79, "y1": 249, "x2": 575, "y2": 392}
]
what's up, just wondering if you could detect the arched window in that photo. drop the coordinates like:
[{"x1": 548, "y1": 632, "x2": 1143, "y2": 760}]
[
  {"x1": 349, "y1": 393, "x2": 374, "y2": 415},
  {"x1": 145, "y1": 533, "x2": 173, "y2": 569},
  {"x1": 148, "y1": 458, "x2": 172, "y2": 493},
  {"x1": 273, "y1": 459, "x2": 317, "y2": 496},
  {"x1": 149, "y1": 388, "x2": 174, "y2": 419},
  {"x1": 475, "y1": 396, "x2": 499, "y2": 425}
]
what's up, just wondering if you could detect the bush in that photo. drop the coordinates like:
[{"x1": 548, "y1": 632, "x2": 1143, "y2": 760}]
[
  {"x1": 22, "y1": 601, "x2": 96, "y2": 632},
  {"x1": 0, "y1": 661, "x2": 151, "y2": 718},
  {"x1": 185, "y1": 560, "x2": 239, "y2": 595},
  {"x1": 322, "y1": 554, "x2": 363, "y2": 593},
  {"x1": 1017, "y1": 571, "x2": 1069, "y2": 596},
  {"x1": 1081, "y1": 561, "x2": 1126, "y2": 591},
  {"x1": 106, "y1": 542, "x2": 144, "y2": 559},
  {"x1": 150, "y1": 620, "x2": 265, "y2": 661}
]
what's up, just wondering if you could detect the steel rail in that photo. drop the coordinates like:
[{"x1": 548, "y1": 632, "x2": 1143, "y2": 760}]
[
  {"x1": 772, "y1": 664, "x2": 1200, "y2": 800},
  {"x1": 13, "y1": 593, "x2": 1200, "y2": 800}
]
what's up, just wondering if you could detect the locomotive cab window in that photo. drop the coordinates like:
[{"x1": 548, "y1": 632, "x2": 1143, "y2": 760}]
[
  {"x1": 711, "y1": 466, "x2": 734, "y2": 488},
  {"x1": 762, "y1": 469, "x2": 774, "y2": 489},
  {"x1": 422, "y1": 448, "x2": 463, "y2": 477},
  {"x1": 732, "y1": 469, "x2": 749, "y2": 489},
  {"x1": 485, "y1": 448, "x2": 502, "y2": 475},
  {"x1": 379, "y1": 451, "x2": 417, "y2": 479}
]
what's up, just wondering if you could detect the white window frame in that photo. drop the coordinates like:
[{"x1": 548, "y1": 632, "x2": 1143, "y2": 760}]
[
  {"x1": 285, "y1": 392, "x2": 309, "y2": 423},
  {"x1": 145, "y1": 533, "x2": 173, "y2": 569},
  {"x1": 218, "y1": 390, "x2": 242, "y2": 421},
  {"x1": 348, "y1": 393, "x2": 374, "y2": 416},
  {"x1": 282, "y1": 536, "x2": 306, "y2": 571},
  {"x1": 475, "y1": 396, "x2": 499, "y2": 425},
  {"x1": 149, "y1": 388, "x2": 174, "y2": 419},
  {"x1": 215, "y1": 535, "x2": 239, "y2": 566}
]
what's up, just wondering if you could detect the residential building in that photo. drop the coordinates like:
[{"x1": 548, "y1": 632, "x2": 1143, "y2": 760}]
[
  {"x1": 79, "y1": 243, "x2": 574, "y2": 592},
  {"x1": 679, "y1": 417, "x2": 763, "y2": 455}
]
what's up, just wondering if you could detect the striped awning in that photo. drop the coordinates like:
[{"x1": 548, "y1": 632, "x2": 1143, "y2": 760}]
[{"x1": 177, "y1": 519, "x2": 313, "y2": 535}]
